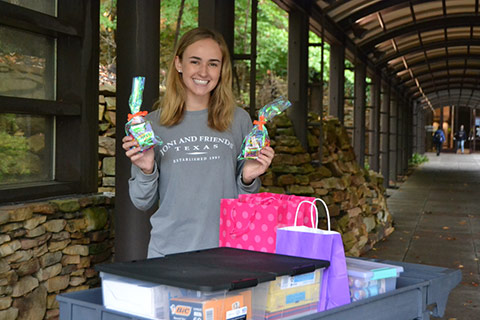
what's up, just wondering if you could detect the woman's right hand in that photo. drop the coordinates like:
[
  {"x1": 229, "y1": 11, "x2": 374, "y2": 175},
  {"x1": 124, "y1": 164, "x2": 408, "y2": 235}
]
[{"x1": 122, "y1": 135, "x2": 155, "y2": 174}]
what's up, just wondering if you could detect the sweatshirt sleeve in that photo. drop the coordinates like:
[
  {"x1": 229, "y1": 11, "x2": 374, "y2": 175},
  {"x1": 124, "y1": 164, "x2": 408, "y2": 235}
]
[
  {"x1": 128, "y1": 162, "x2": 160, "y2": 211},
  {"x1": 236, "y1": 160, "x2": 261, "y2": 194}
]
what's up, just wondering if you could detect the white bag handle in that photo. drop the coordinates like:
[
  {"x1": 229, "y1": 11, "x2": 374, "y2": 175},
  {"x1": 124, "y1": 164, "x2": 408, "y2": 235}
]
[{"x1": 294, "y1": 198, "x2": 331, "y2": 231}]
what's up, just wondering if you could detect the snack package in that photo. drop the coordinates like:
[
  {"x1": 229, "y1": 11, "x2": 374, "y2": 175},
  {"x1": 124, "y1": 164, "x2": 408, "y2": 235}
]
[
  {"x1": 238, "y1": 96, "x2": 291, "y2": 160},
  {"x1": 124, "y1": 76, "x2": 163, "y2": 151}
]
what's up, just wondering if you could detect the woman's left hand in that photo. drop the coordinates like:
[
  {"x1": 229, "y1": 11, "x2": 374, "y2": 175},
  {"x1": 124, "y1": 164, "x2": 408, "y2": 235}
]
[{"x1": 241, "y1": 146, "x2": 275, "y2": 184}]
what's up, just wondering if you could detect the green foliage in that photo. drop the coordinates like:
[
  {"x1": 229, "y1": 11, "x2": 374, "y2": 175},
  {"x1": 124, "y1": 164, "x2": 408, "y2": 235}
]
[
  {"x1": 160, "y1": 0, "x2": 198, "y2": 84},
  {"x1": 0, "y1": 113, "x2": 19, "y2": 133},
  {"x1": 234, "y1": 1, "x2": 330, "y2": 81},
  {"x1": 100, "y1": 0, "x2": 117, "y2": 65},
  {"x1": 308, "y1": 32, "x2": 330, "y2": 82},
  {"x1": 408, "y1": 153, "x2": 429, "y2": 166},
  {"x1": 364, "y1": 162, "x2": 370, "y2": 171},
  {"x1": 99, "y1": 0, "x2": 335, "y2": 104},
  {"x1": 256, "y1": 0, "x2": 289, "y2": 77},
  {"x1": 0, "y1": 131, "x2": 30, "y2": 180},
  {"x1": 233, "y1": 0, "x2": 289, "y2": 78},
  {"x1": 100, "y1": 0, "x2": 117, "y2": 30},
  {"x1": 232, "y1": 0, "x2": 291, "y2": 105},
  {"x1": 160, "y1": 0, "x2": 198, "y2": 53},
  {"x1": 231, "y1": 0, "x2": 333, "y2": 107},
  {"x1": 234, "y1": 0, "x2": 252, "y2": 54},
  {"x1": 344, "y1": 60, "x2": 354, "y2": 97},
  {"x1": 0, "y1": 114, "x2": 44, "y2": 183},
  {"x1": 366, "y1": 76, "x2": 372, "y2": 105}
]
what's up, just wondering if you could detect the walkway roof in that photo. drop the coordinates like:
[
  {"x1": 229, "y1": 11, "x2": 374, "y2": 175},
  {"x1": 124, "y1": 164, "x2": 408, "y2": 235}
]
[{"x1": 276, "y1": 0, "x2": 480, "y2": 110}]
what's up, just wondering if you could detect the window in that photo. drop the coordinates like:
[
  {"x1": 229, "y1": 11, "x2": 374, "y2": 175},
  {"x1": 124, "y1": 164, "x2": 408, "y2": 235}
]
[
  {"x1": 0, "y1": 0, "x2": 99, "y2": 203},
  {"x1": 0, "y1": 25, "x2": 55, "y2": 99},
  {"x1": 1, "y1": 0, "x2": 56, "y2": 16},
  {"x1": 0, "y1": 114, "x2": 54, "y2": 186}
]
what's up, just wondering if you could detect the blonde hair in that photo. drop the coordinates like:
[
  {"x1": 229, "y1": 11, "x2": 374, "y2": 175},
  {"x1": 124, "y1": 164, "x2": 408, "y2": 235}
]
[{"x1": 154, "y1": 27, "x2": 235, "y2": 131}]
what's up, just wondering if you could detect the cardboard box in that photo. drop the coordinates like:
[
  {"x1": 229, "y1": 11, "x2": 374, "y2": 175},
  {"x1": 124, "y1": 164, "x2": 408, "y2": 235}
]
[
  {"x1": 238, "y1": 290, "x2": 252, "y2": 319},
  {"x1": 261, "y1": 269, "x2": 322, "y2": 313},
  {"x1": 169, "y1": 293, "x2": 247, "y2": 320}
]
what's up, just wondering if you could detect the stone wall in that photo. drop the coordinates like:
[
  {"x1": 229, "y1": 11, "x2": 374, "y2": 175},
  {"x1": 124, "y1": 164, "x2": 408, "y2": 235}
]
[{"x1": 0, "y1": 195, "x2": 114, "y2": 320}]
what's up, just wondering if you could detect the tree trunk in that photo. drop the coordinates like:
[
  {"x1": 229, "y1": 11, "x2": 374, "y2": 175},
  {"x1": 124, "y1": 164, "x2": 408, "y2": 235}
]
[{"x1": 173, "y1": 0, "x2": 186, "y2": 49}]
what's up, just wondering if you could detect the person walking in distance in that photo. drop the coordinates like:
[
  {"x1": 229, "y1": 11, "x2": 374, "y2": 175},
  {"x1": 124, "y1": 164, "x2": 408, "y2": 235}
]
[
  {"x1": 454, "y1": 124, "x2": 467, "y2": 154},
  {"x1": 433, "y1": 127, "x2": 446, "y2": 156}
]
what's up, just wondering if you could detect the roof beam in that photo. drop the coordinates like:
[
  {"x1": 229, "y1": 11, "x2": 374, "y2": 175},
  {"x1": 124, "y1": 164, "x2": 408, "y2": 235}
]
[
  {"x1": 430, "y1": 97, "x2": 480, "y2": 105},
  {"x1": 388, "y1": 54, "x2": 480, "y2": 75},
  {"x1": 336, "y1": 0, "x2": 436, "y2": 31},
  {"x1": 360, "y1": 14, "x2": 480, "y2": 53},
  {"x1": 421, "y1": 96, "x2": 480, "y2": 106},
  {"x1": 420, "y1": 93, "x2": 480, "y2": 102},
  {"x1": 400, "y1": 67, "x2": 480, "y2": 85},
  {"x1": 375, "y1": 39, "x2": 480, "y2": 69},
  {"x1": 413, "y1": 84, "x2": 480, "y2": 97},
  {"x1": 409, "y1": 77, "x2": 480, "y2": 91}
]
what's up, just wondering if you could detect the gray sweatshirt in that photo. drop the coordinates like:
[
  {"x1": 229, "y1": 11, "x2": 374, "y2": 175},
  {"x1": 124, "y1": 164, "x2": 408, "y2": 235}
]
[{"x1": 128, "y1": 107, "x2": 260, "y2": 258}]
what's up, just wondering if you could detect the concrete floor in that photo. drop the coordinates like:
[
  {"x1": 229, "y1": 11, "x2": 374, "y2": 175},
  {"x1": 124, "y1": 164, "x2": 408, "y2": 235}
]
[{"x1": 361, "y1": 152, "x2": 480, "y2": 320}]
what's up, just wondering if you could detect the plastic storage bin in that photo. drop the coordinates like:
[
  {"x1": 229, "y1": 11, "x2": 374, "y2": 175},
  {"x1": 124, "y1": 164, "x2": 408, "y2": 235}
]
[
  {"x1": 101, "y1": 271, "x2": 253, "y2": 320},
  {"x1": 345, "y1": 257, "x2": 404, "y2": 302},
  {"x1": 95, "y1": 248, "x2": 329, "y2": 320}
]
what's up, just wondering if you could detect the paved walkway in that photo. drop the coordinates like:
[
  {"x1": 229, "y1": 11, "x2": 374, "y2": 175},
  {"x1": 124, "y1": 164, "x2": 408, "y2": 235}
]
[{"x1": 361, "y1": 152, "x2": 480, "y2": 319}]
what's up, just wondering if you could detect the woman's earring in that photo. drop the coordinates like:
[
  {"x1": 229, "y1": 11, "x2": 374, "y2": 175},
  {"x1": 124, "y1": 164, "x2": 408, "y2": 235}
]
[{"x1": 177, "y1": 69, "x2": 182, "y2": 74}]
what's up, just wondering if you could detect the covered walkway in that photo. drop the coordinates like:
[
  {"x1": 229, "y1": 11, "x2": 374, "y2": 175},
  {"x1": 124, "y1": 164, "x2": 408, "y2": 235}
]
[{"x1": 362, "y1": 153, "x2": 480, "y2": 319}]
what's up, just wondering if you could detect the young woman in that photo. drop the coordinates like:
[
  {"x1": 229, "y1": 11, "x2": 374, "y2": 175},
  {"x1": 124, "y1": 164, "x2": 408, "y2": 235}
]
[{"x1": 122, "y1": 28, "x2": 274, "y2": 258}]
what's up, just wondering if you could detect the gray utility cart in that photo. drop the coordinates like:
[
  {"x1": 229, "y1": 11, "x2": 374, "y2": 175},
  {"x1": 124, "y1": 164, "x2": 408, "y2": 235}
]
[{"x1": 57, "y1": 256, "x2": 461, "y2": 320}]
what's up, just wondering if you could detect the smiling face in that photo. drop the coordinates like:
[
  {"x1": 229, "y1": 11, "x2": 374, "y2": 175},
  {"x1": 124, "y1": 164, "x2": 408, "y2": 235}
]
[{"x1": 175, "y1": 38, "x2": 223, "y2": 110}]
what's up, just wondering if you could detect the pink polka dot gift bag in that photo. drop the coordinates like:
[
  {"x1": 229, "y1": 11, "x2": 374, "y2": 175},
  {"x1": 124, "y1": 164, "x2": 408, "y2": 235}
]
[{"x1": 218, "y1": 193, "x2": 317, "y2": 253}]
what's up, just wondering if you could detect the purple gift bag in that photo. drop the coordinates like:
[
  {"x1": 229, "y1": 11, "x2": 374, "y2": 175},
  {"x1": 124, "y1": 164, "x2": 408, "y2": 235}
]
[{"x1": 275, "y1": 199, "x2": 350, "y2": 311}]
